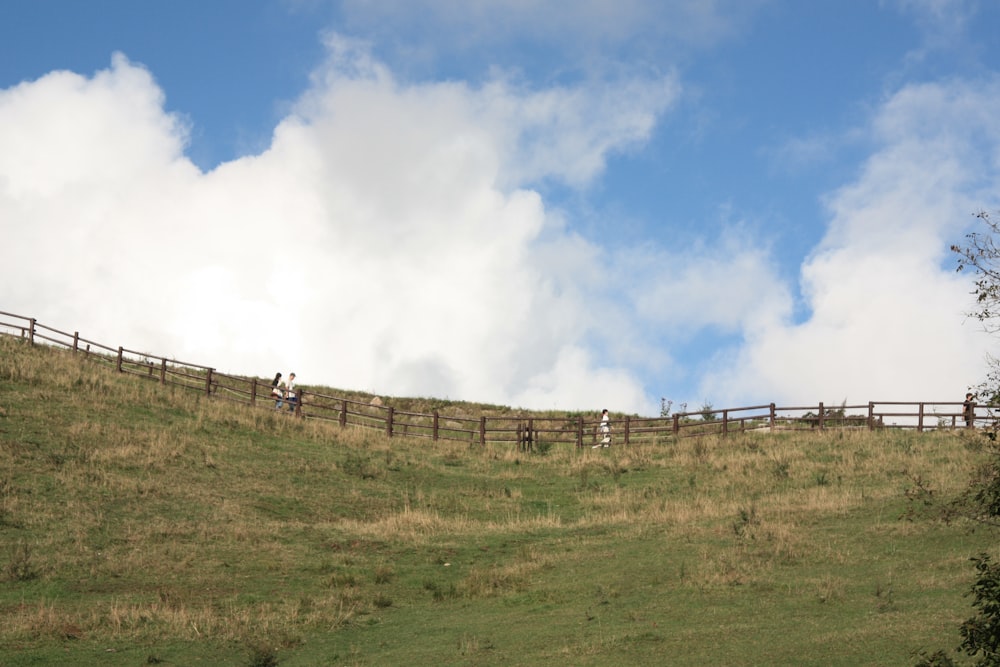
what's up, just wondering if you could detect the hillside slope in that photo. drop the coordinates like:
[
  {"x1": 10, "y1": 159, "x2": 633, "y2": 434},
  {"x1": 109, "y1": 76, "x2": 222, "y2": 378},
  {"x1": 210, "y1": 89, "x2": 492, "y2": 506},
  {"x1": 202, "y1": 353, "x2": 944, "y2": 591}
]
[{"x1": 0, "y1": 336, "x2": 995, "y2": 666}]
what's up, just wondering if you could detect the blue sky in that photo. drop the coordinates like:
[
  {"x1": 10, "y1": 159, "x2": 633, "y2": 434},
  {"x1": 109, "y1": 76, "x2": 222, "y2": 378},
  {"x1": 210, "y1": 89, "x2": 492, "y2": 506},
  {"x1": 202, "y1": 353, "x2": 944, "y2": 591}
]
[{"x1": 3, "y1": 0, "x2": 1000, "y2": 415}]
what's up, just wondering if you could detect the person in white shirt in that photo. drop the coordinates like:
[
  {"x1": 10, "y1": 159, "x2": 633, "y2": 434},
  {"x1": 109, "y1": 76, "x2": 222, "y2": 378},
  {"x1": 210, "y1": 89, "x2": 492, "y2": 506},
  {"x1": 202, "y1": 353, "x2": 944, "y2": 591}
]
[
  {"x1": 284, "y1": 373, "x2": 297, "y2": 413},
  {"x1": 593, "y1": 409, "x2": 611, "y2": 448}
]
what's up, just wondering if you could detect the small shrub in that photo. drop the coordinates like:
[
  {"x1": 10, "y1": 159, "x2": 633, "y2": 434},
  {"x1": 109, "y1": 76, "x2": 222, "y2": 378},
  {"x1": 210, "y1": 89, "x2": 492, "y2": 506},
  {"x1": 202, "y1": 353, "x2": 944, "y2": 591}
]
[
  {"x1": 0, "y1": 477, "x2": 14, "y2": 527},
  {"x1": 459, "y1": 634, "x2": 495, "y2": 654},
  {"x1": 874, "y1": 581, "x2": 895, "y2": 613},
  {"x1": 733, "y1": 506, "x2": 759, "y2": 541},
  {"x1": 917, "y1": 554, "x2": 1000, "y2": 666},
  {"x1": 342, "y1": 453, "x2": 381, "y2": 480},
  {"x1": 692, "y1": 439, "x2": 708, "y2": 463},
  {"x1": 913, "y1": 649, "x2": 958, "y2": 666},
  {"x1": 6, "y1": 541, "x2": 38, "y2": 582},
  {"x1": 245, "y1": 644, "x2": 278, "y2": 667},
  {"x1": 903, "y1": 475, "x2": 937, "y2": 521},
  {"x1": 959, "y1": 554, "x2": 1000, "y2": 665},
  {"x1": 373, "y1": 565, "x2": 394, "y2": 584},
  {"x1": 424, "y1": 580, "x2": 458, "y2": 602},
  {"x1": 327, "y1": 571, "x2": 358, "y2": 588}
]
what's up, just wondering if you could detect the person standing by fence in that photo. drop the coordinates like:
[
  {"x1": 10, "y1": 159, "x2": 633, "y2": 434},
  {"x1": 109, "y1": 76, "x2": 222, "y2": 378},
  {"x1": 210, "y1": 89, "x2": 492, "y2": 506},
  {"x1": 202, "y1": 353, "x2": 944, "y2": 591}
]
[
  {"x1": 285, "y1": 373, "x2": 297, "y2": 413},
  {"x1": 274, "y1": 374, "x2": 288, "y2": 410},
  {"x1": 270, "y1": 372, "x2": 283, "y2": 404},
  {"x1": 963, "y1": 392, "x2": 976, "y2": 428}
]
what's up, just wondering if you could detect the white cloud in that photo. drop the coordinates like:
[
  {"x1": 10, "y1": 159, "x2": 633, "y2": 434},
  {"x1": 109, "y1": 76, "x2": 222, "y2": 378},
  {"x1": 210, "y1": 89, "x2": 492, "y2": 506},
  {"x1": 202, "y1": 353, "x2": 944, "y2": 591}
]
[
  {"x1": 628, "y1": 233, "x2": 792, "y2": 336},
  {"x1": 0, "y1": 42, "x2": 679, "y2": 414},
  {"x1": 887, "y1": 0, "x2": 980, "y2": 71},
  {"x1": 890, "y1": 0, "x2": 976, "y2": 38},
  {"x1": 699, "y1": 77, "x2": 1000, "y2": 409}
]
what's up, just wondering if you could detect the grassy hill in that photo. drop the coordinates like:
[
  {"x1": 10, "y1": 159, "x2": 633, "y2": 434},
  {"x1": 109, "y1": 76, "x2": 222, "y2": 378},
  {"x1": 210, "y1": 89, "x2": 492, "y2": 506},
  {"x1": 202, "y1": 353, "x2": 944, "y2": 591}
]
[{"x1": 0, "y1": 335, "x2": 996, "y2": 666}]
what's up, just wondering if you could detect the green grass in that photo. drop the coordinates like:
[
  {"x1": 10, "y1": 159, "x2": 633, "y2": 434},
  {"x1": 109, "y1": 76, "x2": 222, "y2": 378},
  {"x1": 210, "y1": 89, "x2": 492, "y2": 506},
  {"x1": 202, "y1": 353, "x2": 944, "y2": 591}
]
[{"x1": 0, "y1": 335, "x2": 995, "y2": 666}]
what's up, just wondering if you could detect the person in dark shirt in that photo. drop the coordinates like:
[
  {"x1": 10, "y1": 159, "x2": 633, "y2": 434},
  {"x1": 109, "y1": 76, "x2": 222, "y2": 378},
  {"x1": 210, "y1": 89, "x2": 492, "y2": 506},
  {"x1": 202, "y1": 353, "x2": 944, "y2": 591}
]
[{"x1": 963, "y1": 392, "x2": 976, "y2": 429}]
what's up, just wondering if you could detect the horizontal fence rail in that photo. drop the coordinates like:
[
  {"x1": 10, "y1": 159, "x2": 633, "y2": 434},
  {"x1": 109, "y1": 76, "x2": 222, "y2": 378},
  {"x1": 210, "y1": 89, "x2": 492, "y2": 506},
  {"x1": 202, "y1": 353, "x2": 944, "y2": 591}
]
[{"x1": 2, "y1": 309, "x2": 996, "y2": 448}]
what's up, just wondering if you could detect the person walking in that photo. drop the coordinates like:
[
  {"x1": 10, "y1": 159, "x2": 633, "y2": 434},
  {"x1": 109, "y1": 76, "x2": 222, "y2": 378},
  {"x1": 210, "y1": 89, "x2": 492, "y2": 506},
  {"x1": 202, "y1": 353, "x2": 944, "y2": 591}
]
[{"x1": 593, "y1": 409, "x2": 611, "y2": 448}]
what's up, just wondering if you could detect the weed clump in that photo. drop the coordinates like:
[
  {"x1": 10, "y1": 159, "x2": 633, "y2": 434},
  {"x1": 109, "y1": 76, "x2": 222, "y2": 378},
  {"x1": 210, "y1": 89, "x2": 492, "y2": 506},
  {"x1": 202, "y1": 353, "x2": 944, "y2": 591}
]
[{"x1": 5, "y1": 541, "x2": 38, "y2": 582}]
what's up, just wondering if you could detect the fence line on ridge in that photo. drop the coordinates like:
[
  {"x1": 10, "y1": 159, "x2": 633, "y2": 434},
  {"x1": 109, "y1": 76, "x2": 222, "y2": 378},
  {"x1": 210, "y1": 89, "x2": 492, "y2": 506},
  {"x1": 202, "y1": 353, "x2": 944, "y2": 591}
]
[{"x1": 1, "y1": 309, "x2": 993, "y2": 448}]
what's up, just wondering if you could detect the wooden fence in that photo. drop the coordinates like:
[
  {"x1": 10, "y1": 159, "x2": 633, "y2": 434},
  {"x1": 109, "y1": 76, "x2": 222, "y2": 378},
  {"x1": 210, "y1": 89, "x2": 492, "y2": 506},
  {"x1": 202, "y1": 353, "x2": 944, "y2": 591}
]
[{"x1": 1, "y1": 310, "x2": 993, "y2": 448}]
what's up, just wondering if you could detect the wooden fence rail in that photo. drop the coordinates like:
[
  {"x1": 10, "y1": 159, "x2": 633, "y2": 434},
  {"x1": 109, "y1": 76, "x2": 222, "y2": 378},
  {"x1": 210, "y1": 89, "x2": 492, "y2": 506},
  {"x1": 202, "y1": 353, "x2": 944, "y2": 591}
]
[{"x1": 1, "y1": 309, "x2": 994, "y2": 448}]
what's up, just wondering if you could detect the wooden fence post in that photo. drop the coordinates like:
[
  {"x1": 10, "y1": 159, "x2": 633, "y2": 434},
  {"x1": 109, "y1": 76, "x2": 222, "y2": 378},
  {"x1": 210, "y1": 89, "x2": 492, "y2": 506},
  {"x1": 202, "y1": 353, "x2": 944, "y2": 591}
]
[
  {"x1": 340, "y1": 400, "x2": 348, "y2": 427},
  {"x1": 433, "y1": 410, "x2": 439, "y2": 440},
  {"x1": 116, "y1": 347, "x2": 123, "y2": 373},
  {"x1": 28, "y1": 318, "x2": 35, "y2": 344},
  {"x1": 159, "y1": 359, "x2": 167, "y2": 384},
  {"x1": 818, "y1": 402, "x2": 824, "y2": 430},
  {"x1": 205, "y1": 368, "x2": 214, "y2": 396},
  {"x1": 918, "y1": 402, "x2": 925, "y2": 433},
  {"x1": 868, "y1": 402, "x2": 874, "y2": 430},
  {"x1": 769, "y1": 403, "x2": 776, "y2": 432},
  {"x1": 387, "y1": 406, "x2": 394, "y2": 438},
  {"x1": 295, "y1": 389, "x2": 304, "y2": 417},
  {"x1": 722, "y1": 409, "x2": 729, "y2": 437},
  {"x1": 72, "y1": 331, "x2": 79, "y2": 351},
  {"x1": 672, "y1": 413, "x2": 679, "y2": 435},
  {"x1": 624, "y1": 415, "x2": 631, "y2": 445},
  {"x1": 479, "y1": 416, "x2": 486, "y2": 446},
  {"x1": 251, "y1": 378, "x2": 258, "y2": 405}
]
